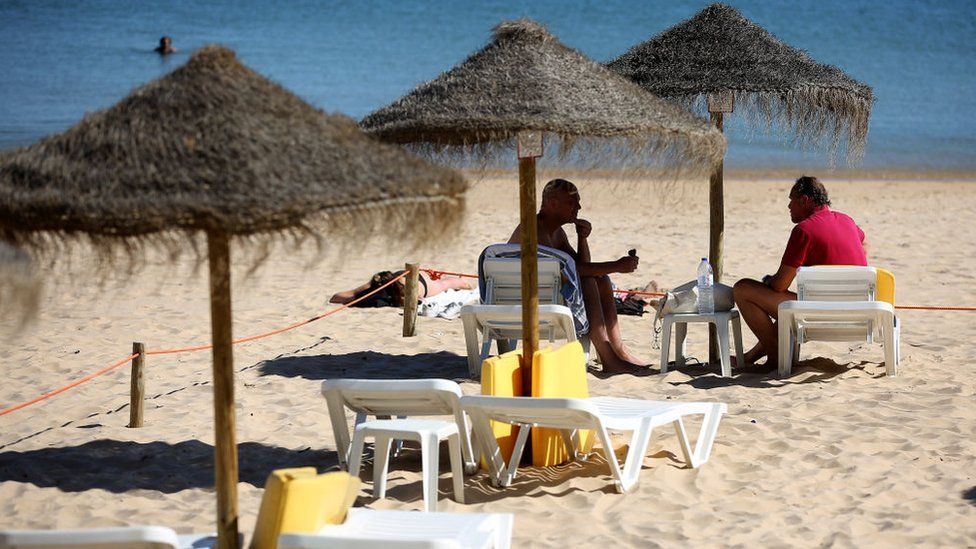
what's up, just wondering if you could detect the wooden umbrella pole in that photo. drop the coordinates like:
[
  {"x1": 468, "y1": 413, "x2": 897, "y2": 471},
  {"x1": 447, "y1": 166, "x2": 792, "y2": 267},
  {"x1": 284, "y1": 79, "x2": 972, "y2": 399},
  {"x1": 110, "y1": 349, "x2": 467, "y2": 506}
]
[
  {"x1": 207, "y1": 230, "x2": 240, "y2": 549},
  {"x1": 518, "y1": 156, "x2": 540, "y2": 396},
  {"x1": 708, "y1": 111, "x2": 726, "y2": 364}
]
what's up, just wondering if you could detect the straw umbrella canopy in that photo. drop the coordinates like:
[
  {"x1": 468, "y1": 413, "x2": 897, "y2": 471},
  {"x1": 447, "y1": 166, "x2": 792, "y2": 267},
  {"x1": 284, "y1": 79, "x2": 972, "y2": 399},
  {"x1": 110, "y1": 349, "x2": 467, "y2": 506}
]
[
  {"x1": 362, "y1": 18, "x2": 725, "y2": 388},
  {"x1": 0, "y1": 242, "x2": 41, "y2": 328},
  {"x1": 0, "y1": 45, "x2": 466, "y2": 549},
  {"x1": 607, "y1": 3, "x2": 873, "y2": 285}
]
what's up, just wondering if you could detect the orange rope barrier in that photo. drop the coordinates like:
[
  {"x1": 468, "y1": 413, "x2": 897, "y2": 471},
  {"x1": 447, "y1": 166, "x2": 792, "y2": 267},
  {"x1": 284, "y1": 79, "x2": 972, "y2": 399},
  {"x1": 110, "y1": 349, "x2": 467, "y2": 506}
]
[
  {"x1": 420, "y1": 268, "x2": 477, "y2": 280},
  {"x1": 0, "y1": 272, "x2": 408, "y2": 417},
  {"x1": 0, "y1": 353, "x2": 138, "y2": 417},
  {"x1": 4, "y1": 266, "x2": 973, "y2": 419},
  {"x1": 895, "y1": 305, "x2": 976, "y2": 311}
]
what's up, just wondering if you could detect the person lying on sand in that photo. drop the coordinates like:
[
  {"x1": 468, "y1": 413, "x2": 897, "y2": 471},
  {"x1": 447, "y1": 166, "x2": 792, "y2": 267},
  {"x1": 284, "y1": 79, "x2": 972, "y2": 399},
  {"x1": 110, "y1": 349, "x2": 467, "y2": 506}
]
[
  {"x1": 331, "y1": 270, "x2": 473, "y2": 308},
  {"x1": 508, "y1": 178, "x2": 647, "y2": 375},
  {"x1": 733, "y1": 175, "x2": 869, "y2": 370}
]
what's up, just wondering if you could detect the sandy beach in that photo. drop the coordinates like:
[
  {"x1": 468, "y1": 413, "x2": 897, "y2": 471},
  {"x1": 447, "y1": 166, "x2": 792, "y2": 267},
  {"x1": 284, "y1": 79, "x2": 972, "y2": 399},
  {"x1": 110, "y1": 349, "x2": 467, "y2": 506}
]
[{"x1": 1, "y1": 175, "x2": 974, "y2": 547}]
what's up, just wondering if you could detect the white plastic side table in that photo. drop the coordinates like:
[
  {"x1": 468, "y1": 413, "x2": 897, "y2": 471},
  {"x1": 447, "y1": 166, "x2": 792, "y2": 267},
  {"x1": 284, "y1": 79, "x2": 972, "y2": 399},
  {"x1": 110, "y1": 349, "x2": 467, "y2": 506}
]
[
  {"x1": 659, "y1": 310, "x2": 744, "y2": 378},
  {"x1": 348, "y1": 418, "x2": 465, "y2": 512}
]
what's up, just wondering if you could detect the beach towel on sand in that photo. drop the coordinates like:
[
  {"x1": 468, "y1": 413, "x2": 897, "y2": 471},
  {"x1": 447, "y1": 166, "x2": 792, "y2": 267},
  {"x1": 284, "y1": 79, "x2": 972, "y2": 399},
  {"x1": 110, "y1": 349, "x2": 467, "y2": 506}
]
[{"x1": 417, "y1": 288, "x2": 480, "y2": 320}]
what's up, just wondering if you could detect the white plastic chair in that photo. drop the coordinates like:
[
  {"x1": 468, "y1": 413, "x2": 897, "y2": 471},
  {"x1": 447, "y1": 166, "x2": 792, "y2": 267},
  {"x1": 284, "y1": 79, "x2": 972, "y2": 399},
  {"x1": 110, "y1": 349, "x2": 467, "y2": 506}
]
[
  {"x1": 461, "y1": 395, "x2": 727, "y2": 493},
  {"x1": 278, "y1": 508, "x2": 513, "y2": 549},
  {"x1": 0, "y1": 526, "x2": 217, "y2": 549},
  {"x1": 778, "y1": 266, "x2": 900, "y2": 377},
  {"x1": 347, "y1": 418, "x2": 465, "y2": 512},
  {"x1": 460, "y1": 255, "x2": 585, "y2": 378},
  {"x1": 322, "y1": 379, "x2": 477, "y2": 511}
]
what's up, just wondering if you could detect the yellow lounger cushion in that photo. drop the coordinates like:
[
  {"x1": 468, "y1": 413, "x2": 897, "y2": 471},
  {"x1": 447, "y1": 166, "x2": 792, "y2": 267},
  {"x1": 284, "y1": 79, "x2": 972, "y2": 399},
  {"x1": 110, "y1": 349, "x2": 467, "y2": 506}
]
[
  {"x1": 531, "y1": 341, "x2": 594, "y2": 466},
  {"x1": 250, "y1": 468, "x2": 361, "y2": 549},
  {"x1": 875, "y1": 267, "x2": 895, "y2": 306},
  {"x1": 480, "y1": 350, "x2": 524, "y2": 466}
]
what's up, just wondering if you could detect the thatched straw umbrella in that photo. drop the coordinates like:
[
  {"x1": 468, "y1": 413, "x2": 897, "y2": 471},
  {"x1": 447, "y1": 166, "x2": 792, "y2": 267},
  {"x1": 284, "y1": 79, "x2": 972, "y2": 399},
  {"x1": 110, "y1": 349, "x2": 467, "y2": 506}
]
[
  {"x1": 362, "y1": 19, "x2": 725, "y2": 389},
  {"x1": 0, "y1": 46, "x2": 465, "y2": 549},
  {"x1": 0, "y1": 242, "x2": 41, "y2": 328},
  {"x1": 607, "y1": 3, "x2": 873, "y2": 287}
]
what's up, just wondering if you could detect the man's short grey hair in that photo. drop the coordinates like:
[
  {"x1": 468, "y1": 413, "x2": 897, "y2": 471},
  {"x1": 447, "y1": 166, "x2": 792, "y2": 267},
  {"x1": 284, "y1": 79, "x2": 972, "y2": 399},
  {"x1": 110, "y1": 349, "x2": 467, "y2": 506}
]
[{"x1": 542, "y1": 178, "x2": 576, "y2": 202}]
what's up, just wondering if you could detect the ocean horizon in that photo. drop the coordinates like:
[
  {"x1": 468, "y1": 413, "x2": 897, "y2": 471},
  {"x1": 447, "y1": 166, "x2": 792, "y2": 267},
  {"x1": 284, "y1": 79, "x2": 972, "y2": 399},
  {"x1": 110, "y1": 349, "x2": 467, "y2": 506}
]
[{"x1": 1, "y1": 0, "x2": 973, "y2": 172}]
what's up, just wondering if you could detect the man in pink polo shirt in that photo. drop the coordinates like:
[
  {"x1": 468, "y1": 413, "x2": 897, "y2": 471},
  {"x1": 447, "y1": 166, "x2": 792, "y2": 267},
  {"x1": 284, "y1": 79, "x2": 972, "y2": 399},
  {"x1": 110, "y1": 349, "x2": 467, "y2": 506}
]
[{"x1": 733, "y1": 176, "x2": 868, "y2": 370}]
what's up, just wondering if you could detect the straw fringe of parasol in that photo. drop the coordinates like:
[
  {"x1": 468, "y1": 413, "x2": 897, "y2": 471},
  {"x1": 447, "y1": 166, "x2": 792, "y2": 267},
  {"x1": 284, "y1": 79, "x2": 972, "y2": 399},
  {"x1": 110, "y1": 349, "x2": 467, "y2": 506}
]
[
  {"x1": 0, "y1": 242, "x2": 41, "y2": 328},
  {"x1": 606, "y1": 4, "x2": 873, "y2": 165},
  {"x1": 362, "y1": 19, "x2": 726, "y2": 174},
  {"x1": 0, "y1": 46, "x2": 467, "y2": 270},
  {"x1": 0, "y1": 45, "x2": 470, "y2": 549}
]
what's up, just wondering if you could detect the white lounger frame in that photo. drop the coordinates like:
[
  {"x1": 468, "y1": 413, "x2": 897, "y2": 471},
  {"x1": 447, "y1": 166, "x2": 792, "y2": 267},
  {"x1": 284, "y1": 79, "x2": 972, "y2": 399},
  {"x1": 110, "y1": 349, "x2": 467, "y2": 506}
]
[
  {"x1": 778, "y1": 266, "x2": 900, "y2": 377},
  {"x1": 461, "y1": 395, "x2": 727, "y2": 493},
  {"x1": 0, "y1": 526, "x2": 217, "y2": 549},
  {"x1": 322, "y1": 378, "x2": 476, "y2": 474},
  {"x1": 278, "y1": 508, "x2": 514, "y2": 549}
]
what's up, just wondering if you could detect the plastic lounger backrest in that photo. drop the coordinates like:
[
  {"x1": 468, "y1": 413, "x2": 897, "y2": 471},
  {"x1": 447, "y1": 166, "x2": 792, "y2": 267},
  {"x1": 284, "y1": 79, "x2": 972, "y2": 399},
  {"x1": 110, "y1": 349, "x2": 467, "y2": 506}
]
[
  {"x1": 797, "y1": 266, "x2": 878, "y2": 302},
  {"x1": 804, "y1": 265, "x2": 896, "y2": 304},
  {"x1": 483, "y1": 257, "x2": 563, "y2": 305},
  {"x1": 250, "y1": 469, "x2": 361, "y2": 549},
  {"x1": 322, "y1": 379, "x2": 462, "y2": 417},
  {"x1": 0, "y1": 526, "x2": 181, "y2": 549}
]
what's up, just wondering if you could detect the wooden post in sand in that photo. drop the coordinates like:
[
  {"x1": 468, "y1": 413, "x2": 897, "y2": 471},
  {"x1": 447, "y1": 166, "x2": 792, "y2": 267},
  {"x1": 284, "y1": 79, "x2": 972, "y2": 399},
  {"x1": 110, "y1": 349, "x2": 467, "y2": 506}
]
[
  {"x1": 402, "y1": 262, "x2": 420, "y2": 337},
  {"x1": 127, "y1": 342, "x2": 145, "y2": 428},
  {"x1": 707, "y1": 92, "x2": 733, "y2": 364},
  {"x1": 207, "y1": 230, "x2": 240, "y2": 549},
  {"x1": 517, "y1": 131, "x2": 543, "y2": 396}
]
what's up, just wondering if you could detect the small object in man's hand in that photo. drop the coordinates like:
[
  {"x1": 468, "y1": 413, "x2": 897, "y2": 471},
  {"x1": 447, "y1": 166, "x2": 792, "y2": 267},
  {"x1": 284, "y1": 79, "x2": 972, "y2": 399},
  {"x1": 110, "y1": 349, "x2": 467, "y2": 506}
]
[
  {"x1": 761, "y1": 274, "x2": 773, "y2": 285},
  {"x1": 628, "y1": 249, "x2": 637, "y2": 257}
]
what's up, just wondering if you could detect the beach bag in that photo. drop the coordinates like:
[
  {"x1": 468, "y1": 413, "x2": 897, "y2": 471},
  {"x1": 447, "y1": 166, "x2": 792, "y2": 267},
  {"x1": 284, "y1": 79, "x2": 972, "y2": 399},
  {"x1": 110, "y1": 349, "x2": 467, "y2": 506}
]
[
  {"x1": 614, "y1": 294, "x2": 648, "y2": 316},
  {"x1": 652, "y1": 280, "x2": 734, "y2": 348}
]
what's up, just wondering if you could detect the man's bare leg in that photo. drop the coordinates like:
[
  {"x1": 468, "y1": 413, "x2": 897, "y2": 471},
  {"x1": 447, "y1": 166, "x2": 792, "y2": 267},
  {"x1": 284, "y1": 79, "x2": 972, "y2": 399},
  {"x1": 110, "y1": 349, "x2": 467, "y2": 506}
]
[
  {"x1": 581, "y1": 277, "x2": 644, "y2": 374},
  {"x1": 732, "y1": 279, "x2": 796, "y2": 367},
  {"x1": 594, "y1": 275, "x2": 646, "y2": 366}
]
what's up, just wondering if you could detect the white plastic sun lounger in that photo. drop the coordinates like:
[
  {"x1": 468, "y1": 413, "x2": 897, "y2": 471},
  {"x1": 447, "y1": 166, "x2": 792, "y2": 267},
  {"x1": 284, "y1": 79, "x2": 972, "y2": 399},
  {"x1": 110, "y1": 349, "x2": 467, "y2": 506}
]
[
  {"x1": 461, "y1": 395, "x2": 727, "y2": 493},
  {"x1": 0, "y1": 526, "x2": 217, "y2": 549},
  {"x1": 321, "y1": 378, "x2": 477, "y2": 474},
  {"x1": 278, "y1": 508, "x2": 514, "y2": 549},
  {"x1": 778, "y1": 266, "x2": 900, "y2": 377},
  {"x1": 460, "y1": 251, "x2": 586, "y2": 378}
]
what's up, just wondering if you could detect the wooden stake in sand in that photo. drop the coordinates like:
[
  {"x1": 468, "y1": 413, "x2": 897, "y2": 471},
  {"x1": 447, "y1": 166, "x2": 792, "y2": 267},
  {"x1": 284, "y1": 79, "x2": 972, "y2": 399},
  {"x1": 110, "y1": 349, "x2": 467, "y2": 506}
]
[
  {"x1": 518, "y1": 130, "x2": 543, "y2": 395},
  {"x1": 402, "y1": 262, "x2": 419, "y2": 337},
  {"x1": 128, "y1": 341, "x2": 145, "y2": 428}
]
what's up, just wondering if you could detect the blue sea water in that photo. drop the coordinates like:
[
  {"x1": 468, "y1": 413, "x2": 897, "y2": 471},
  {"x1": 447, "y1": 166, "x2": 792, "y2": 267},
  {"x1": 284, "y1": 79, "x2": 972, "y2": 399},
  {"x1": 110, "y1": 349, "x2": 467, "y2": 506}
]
[{"x1": 0, "y1": 0, "x2": 973, "y2": 171}]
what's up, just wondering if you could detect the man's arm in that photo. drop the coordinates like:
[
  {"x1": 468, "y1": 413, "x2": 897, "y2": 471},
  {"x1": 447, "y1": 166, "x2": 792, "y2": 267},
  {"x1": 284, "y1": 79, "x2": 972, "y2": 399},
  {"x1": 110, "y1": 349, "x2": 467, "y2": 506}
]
[
  {"x1": 568, "y1": 220, "x2": 638, "y2": 277},
  {"x1": 763, "y1": 264, "x2": 798, "y2": 293}
]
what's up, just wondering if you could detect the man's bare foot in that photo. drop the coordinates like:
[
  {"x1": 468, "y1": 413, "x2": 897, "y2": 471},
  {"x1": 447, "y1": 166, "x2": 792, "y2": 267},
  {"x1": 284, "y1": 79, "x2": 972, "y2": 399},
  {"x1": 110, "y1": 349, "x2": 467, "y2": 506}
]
[
  {"x1": 732, "y1": 344, "x2": 765, "y2": 368},
  {"x1": 601, "y1": 360, "x2": 652, "y2": 376},
  {"x1": 617, "y1": 348, "x2": 648, "y2": 367},
  {"x1": 736, "y1": 360, "x2": 778, "y2": 374}
]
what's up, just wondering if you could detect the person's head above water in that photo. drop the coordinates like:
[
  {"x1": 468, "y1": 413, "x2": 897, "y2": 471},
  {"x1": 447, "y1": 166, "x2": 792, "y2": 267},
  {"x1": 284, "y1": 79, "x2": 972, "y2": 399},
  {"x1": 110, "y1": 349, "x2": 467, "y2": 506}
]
[
  {"x1": 788, "y1": 175, "x2": 830, "y2": 223},
  {"x1": 540, "y1": 178, "x2": 581, "y2": 224},
  {"x1": 155, "y1": 36, "x2": 176, "y2": 55}
]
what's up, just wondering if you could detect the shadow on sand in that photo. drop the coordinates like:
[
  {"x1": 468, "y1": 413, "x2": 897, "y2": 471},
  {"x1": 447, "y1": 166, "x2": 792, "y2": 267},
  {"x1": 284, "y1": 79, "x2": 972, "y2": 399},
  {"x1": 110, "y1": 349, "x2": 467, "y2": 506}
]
[
  {"x1": 0, "y1": 439, "x2": 339, "y2": 493},
  {"x1": 257, "y1": 350, "x2": 470, "y2": 382},
  {"x1": 963, "y1": 486, "x2": 976, "y2": 506},
  {"x1": 663, "y1": 357, "x2": 881, "y2": 389}
]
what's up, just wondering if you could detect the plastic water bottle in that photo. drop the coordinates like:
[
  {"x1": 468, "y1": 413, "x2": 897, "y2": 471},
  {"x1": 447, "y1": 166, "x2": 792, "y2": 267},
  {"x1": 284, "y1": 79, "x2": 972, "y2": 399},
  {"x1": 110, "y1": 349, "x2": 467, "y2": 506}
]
[{"x1": 697, "y1": 257, "x2": 714, "y2": 314}]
